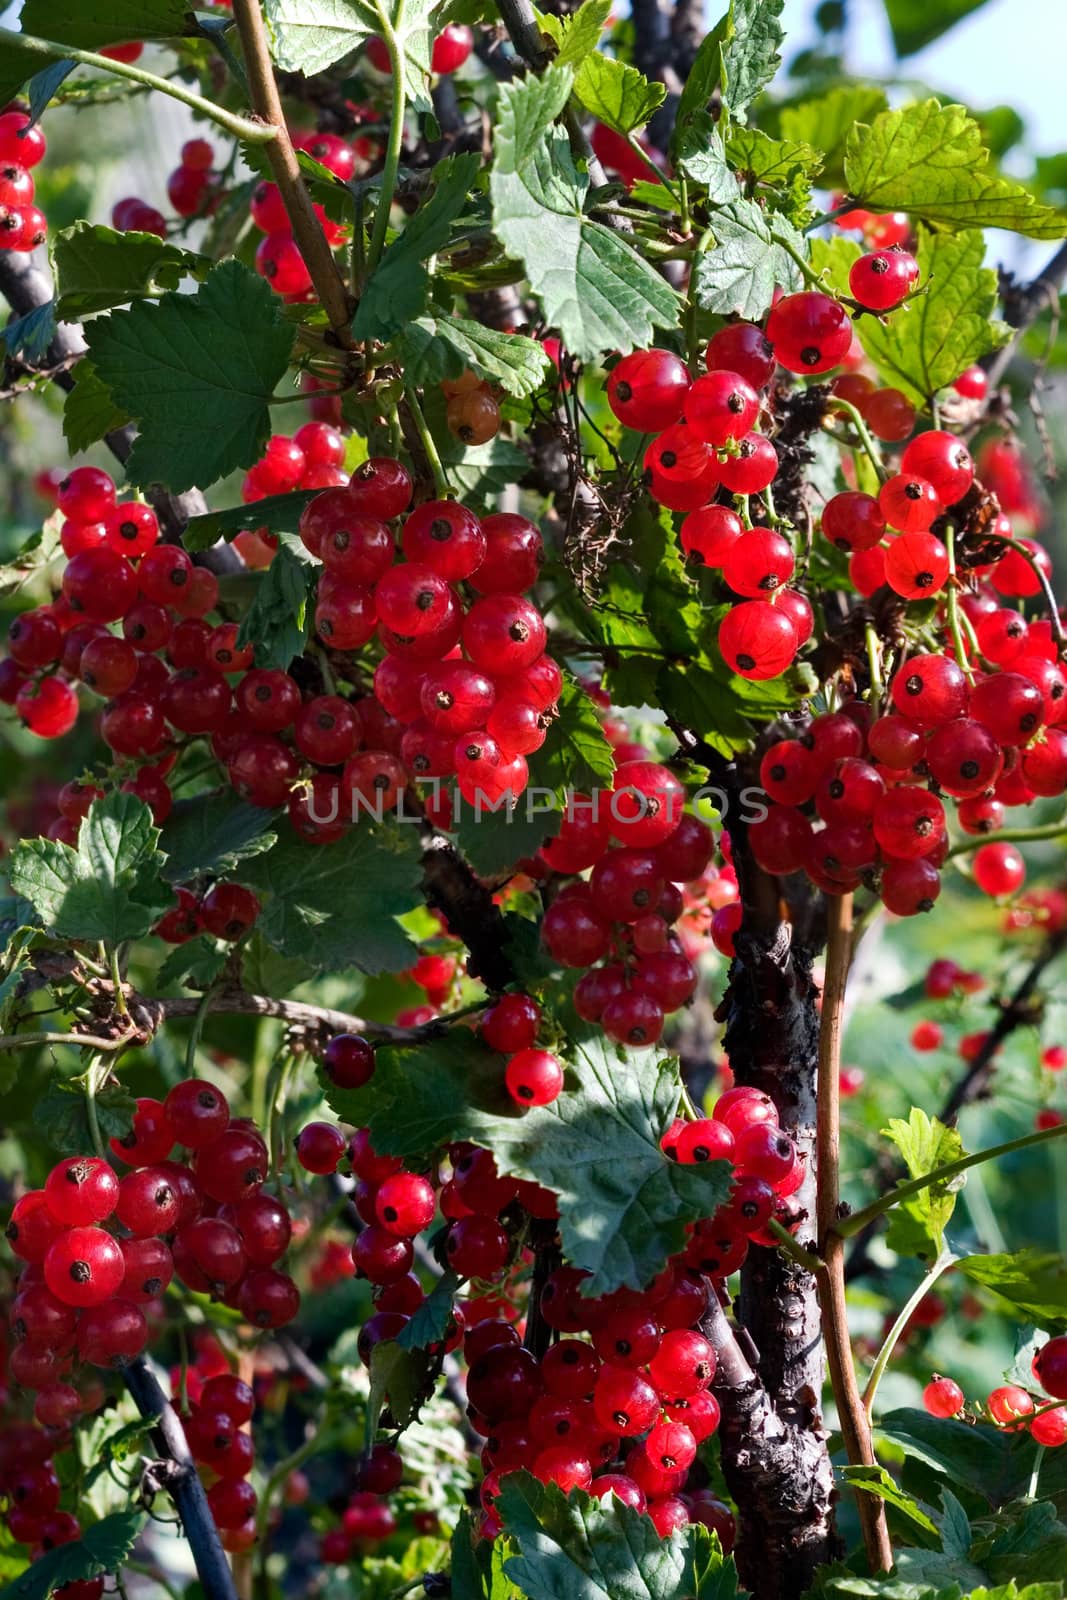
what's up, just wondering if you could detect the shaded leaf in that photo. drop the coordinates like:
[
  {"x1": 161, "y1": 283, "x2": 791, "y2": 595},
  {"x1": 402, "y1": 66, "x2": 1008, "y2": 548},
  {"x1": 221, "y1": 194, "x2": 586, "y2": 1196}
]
[
  {"x1": 183, "y1": 490, "x2": 318, "y2": 553},
  {"x1": 159, "y1": 793, "x2": 279, "y2": 885},
  {"x1": 881, "y1": 0, "x2": 991, "y2": 57},
  {"x1": 239, "y1": 820, "x2": 423, "y2": 975},
  {"x1": 957, "y1": 1251, "x2": 1067, "y2": 1329},
  {"x1": 840, "y1": 1465, "x2": 940, "y2": 1543},
  {"x1": 53, "y1": 223, "x2": 210, "y2": 318},
  {"x1": 874, "y1": 1408, "x2": 1016, "y2": 1504},
  {"x1": 155, "y1": 937, "x2": 228, "y2": 993},
  {"x1": 33, "y1": 1081, "x2": 137, "y2": 1160},
  {"x1": 235, "y1": 541, "x2": 317, "y2": 671},
  {"x1": 0, "y1": 1509, "x2": 145, "y2": 1600},
  {"x1": 62, "y1": 360, "x2": 130, "y2": 454},
  {"x1": 396, "y1": 1272, "x2": 461, "y2": 1350},
  {"x1": 1, "y1": 300, "x2": 56, "y2": 362}
]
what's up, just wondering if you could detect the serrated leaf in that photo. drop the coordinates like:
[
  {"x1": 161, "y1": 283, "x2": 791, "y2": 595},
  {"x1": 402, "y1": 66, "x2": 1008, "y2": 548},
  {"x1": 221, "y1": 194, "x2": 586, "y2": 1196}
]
[
  {"x1": 692, "y1": 198, "x2": 803, "y2": 320},
  {"x1": 809, "y1": 234, "x2": 863, "y2": 297},
  {"x1": 840, "y1": 1465, "x2": 940, "y2": 1543},
  {"x1": 675, "y1": 115, "x2": 740, "y2": 201},
  {"x1": 368, "y1": 1338, "x2": 432, "y2": 1436},
  {"x1": 159, "y1": 793, "x2": 279, "y2": 885},
  {"x1": 240, "y1": 930, "x2": 316, "y2": 997},
  {"x1": 84, "y1": 260, "x2": 295, "y2": 493},
  {"x1": 719, "y1": 0, "x2": 784, "y2": 122},
  {"x1": 330, "y1": 1031, "x2": 733, "y2": 1295},
  {"x1": 62, "y1": 360, "x2": 130, "y2": 454},
  {"x1": 857, "y1": 227, "x2": 1010, "y2": 406},
  {"x1": 450, "y1": 790, "x2": 561, "y2": 877},
  {"x1": 957, "y1": 1251, "x2": 1067, "y2": 1328},
  {"x1": 844, "y1": 100, "x2": 1067, "y2": 238},
  {"x1": 32, "y1": 1080, "x2": 137, "y2": 1159},
  {"x1": 239, "y1": 820, "x2": 423, "y2": 975},
  {"x1": 536, "y1": 0, "x2": 612, "y2": 68},
  {"x1": 396, "y1": 1272, "x2": 460, "y2": 1349},
  {"x1": 938, "y1": 1489, "x2": 972, "y2": 1560},
  {"x1": 9, "y1": 794, "x2": 172, "y2": 945},
  {"x1": 266, "y1": 0, "x2": 434, "y2": 108},
  {"x1": 235, "y1": 543, "x2": 317, "y2": 671},
  {"x1": 535, "y1": 678, "x2": 616, "y2": 794},
  {"x1": 726, "y1": 126, "x2": 822, "y2": 186},
  {"x1": 881, "y1": 0, "x2": 990, "y2": 57},
  {"x1": 26, "y1": 60, "x2": 76, "y2": 123},
  {"x1": 780, "y1": 85, "x2": 888, "y2": 179},
  {"x1": 396, "y1": 316, "x2": 550, "y2": 398},
  {"x1": 881, "y1": 1107, "x2": 966, "y2": 1259},
  {"x1": 490, "y1": 70, "x2": 679, "y2": 363},
  {"x1": 656, "y1": 655, "x2": 797, "y2": 758},
  {"x1": 53, "y1": 223, "x2": 211, "y2": 319},
  {"x1": 20, "y1": 0, "x2": 191, "y2": 46},
  {"x1": 1, "y1": 301, "x2": 56, "y2": 362},
  {"x1": 572, "y1": 52, "x2": 665, "y2": 137},
  {"x1": 155, "y1": 936, "x2": 228, "y2": 992},
  {"x1": 353, "y1": 153, "x2": 482, "y2": 342},
  {"x1": 0, "y1": 1509, "x2": 146, "y2": 1600},
  {"x1": 183, "y1": 490, "x2": 318, "y2": 553},
  {"x1": 672, "y1": 13, "x2": 732, "y2": 152},
  {"x1": 499, "y1": 1473, "x2": 716, "y2": 1600}
]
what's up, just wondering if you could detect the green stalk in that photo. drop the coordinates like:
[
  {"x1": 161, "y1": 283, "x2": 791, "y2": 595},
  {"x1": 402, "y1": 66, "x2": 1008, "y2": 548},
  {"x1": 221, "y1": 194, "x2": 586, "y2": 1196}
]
[
  {"x1": 83, "y1": 1053, "x2": 106, "y2": 1160},
  {"x1": 861, "y1": 1249, "x2": 957, "y2": 1415},
  {"x1": 404, "y1": 387, "x2": 449, "y2": 496},
  {"x1": 767, "y1": 1218, "x2": 824, "y2": 1274},
  {"x1": 836, "y1": 1121, "x2": 1067, "y2": 1239},
  {"x1": 770, "y1": 229, "x2": 827, "y2": 290},
  {"x1": 945, "y1": 817, "x2": 1067, "y2": 860},
  {"x1": 624, "y1": 133, "x2": 680, "y2": 202},
  {"x1": 0, "y1": 27, "x2": 276, "y2": 143},
  {"x1": 109, "y1": 944, "x2": 129, "y2": 1019},
  {"x1": 864, "y1": 621, "x2": 884, "y2": 710},
  {"x1": 826, "y1": 396, "x2": 888, "y2": 482},
  {"x1": 364, "y1": 10, "x2": 407, "y2": 280},
  {"x1": 944, "y1": 526, "x2": 975, "y2": 685}
]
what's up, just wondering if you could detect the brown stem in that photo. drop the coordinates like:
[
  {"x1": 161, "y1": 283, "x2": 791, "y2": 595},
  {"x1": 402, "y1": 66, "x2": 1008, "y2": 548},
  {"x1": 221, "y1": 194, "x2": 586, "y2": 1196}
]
[
  {"x1": 230, "y1": 0, "x2": 355, "y2": 345},
  {"x1": 815, "y1": 893, "x2": 893, "y2": 1576},
  {"x1": 986, "y1": 238, "x2": 1067, "y2": 389}
]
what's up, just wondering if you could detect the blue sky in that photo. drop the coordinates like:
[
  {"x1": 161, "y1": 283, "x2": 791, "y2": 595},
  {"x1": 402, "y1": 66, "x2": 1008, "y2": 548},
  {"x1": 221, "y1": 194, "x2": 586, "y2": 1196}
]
[{"x1": 781, "y1": 0, "x2": 1066, "y2": 156}]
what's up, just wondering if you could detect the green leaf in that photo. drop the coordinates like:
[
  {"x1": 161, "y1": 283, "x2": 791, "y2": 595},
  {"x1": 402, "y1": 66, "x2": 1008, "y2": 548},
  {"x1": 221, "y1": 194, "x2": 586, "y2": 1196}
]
[
  {"x1": 857, "y1": 227, "x2": 1011, "y2": 407},
  {"x1": 874, "y1": 1408, "x2": 1016, "y2": 1503},
  {"x1": 25, "y1": 60, "x2": 76, "y2": 123},
  {"x1": 159, "y1": 792, "x2": 279, "y2": 885},
  {"x1": 490, "y1": 70, "x2": 679, "y2": 363},
  {"x1": 881, "y1": 1107, "x2": 966, "y2": 1259},
  {"x1": 235, "y1": 542, "x2": 317, "y2": 671},
  {"x1": 675, "y1": 115, "x2": 741, "y2": 201},
  {"x1": 84, "y1": 260, "x2": 296, "y2": 493},
  {"x1": 499, "y1": 1473, "x2": 713, "y2": 1600},
  {"x1": 265, "y1": 0, "x2": 434, "y2": 108},
  {"x1": 725, "y1": 126, "x2": 823, "y2": 187},
  {"x1": 957, "y1": 1251, "x2": 1067, "y2": 1328},
  {"x1": 719, "y1": 0, "x2": 785, "y2": 122},
  {"x1": 331, "y1": 1031, "x2": 733, "y2": 1296},
  {"x1": 240, "y1": 930, "x2": 316, "y2": 997},
  {"x1": 155, "y1": 936, "x2": 229, "y2": 993},
  {"x1": 354, "y1": 153, "x2": 482, "y2": 342},
  {"x1": 656, "y1": 654, "x2": 798, "y2": 759},
  {"x1": 535, "y1": 678, "x2": 616, "y2": 794},
  {"x1": 20, "y1": 0, "x2": 191, "y2": 47},
  {"x1": 396, "y1": 1272, "x2": 460, "y2": 1349},
  {"x1": 450, "y1": 792, "x2": 560, "y2": 878},
  {"x1": 809, "y1": 234, "x2": 863, "y2": 297},
  {"x1": 840, "y1": 1465, "x2": 940, "y2": 1543},
  {"x1": 53, "y1": 222, "x2": 211, "y2": 319},
  {"x1": 183, "y1": 490, "x2": 318, "y2": 553},
  {"x1": 780, "y1": 85, "x2": 888, "y2": 179},
  {"x1": 62, "y1": 360, "x2": 130, "y2": 454},
  {"x1": 239, "y1": 820, "x2": 423, "y2": 975},
  {"x1": 692, "y1": 198, "x2": 803, "y2": 320},
  {"x1": 572, "y1": 52, "x2": 665, "y2": 137},
  {"x1": 0, "y1": 1509, "x2": 145, "y2": 1600},
  {"x1": 672, "y1": 13, "x2": 731, "y2": 150},
  {"x1": 881, "y1": 0, "x2": 991, "y2": 57},
  {"x1": 9, "y1": 793, "x2": 172, "y2": 945},
  {"x1": 2, "y1": 301, "x2": 56, "y2": 362},
  {"x1": 395, "y1": 315, "x2": 550, "y2": 398},
  {"x1": 367, "y1": 1339, "x2": 432, "y2": 1436},
  {"x1": 536, "y1": 0, "x2": 612, "y2": 68},
  {"x1": 939, "y1": 1489, "x2": 972, "y2": 1560},
  {"x1": 33, "y1": 1080, "x2": 137, "y2": 1160},
  {"x1": 844, "y1": 100, "x2": 1067, "y2": 238}
]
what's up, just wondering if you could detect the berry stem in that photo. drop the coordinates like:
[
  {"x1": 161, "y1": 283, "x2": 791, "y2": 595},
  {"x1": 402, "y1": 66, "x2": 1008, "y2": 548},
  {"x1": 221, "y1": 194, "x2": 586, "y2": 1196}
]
[
  {"x1": 229, "y1": 0, "x2": 355, "y2": 345},
  {"x1": 363, "y1": 7, "x2": 407, "y2": 283},
  {"x1": 838, "y1": 1119, "x2": 1067, "y2": 1239},
  {"x1": 0, "y1": 26, "x2": 277, "y2": 145},
  {"x1": 766, "y1": 1218, "x2": 823, "y2": 1274},
  {"x1": 624, "y1": 132, "x2": 681, "y2": 202},
  {"x1": 769, "y1": 230, "x2": 826, "y2": 292},
  {"x1": 860, "y1": 1247, "x2": 957, "y2": 1416},
  {"x1": 403, "y1": 387, "x2": 450, "y2": 497},
  {"x1": 863, "y1": 621, "x2": 884, "y2": 710},
  {"x1": 824, "y1": 396, "x2": 888, "y2": 482},
  {"x1": 944, "y1": 817, "x2": 1067, "y2": 860},
  {"x1": 82, "y1": 1052, "x2": 107, "y2": 1161},
  {"x1": 109, "y1": 943, "x2": 130, "y2": 1019},
  {"x1": 943, "y1": 526, "x2": 975, "y2": 686},
  {"x1": 814, "y1": 892, "x2": 894, "y2": 1574},
  {"x1": 803, "y1": 198, "x2": 866, "y2": 233}
]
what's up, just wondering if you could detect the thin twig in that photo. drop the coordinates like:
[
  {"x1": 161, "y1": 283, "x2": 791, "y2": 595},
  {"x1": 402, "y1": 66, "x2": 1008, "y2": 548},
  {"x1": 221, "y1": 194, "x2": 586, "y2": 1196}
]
[{"x1": 230, "y1": 0, "x2": 355, "y2": 345}]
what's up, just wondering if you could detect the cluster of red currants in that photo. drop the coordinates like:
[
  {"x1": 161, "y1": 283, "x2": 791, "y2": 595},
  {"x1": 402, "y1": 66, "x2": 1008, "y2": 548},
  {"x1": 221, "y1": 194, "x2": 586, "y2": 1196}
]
[
  {"x1": 252, "y1": 131, "x2": 358, "y2": 300},
  {"x1": 0, "y1": 105, "x2": 48, "y2": 255},
  {"x1": 923, "y1": 1333, "x2": 1067, "y2": 1450},
  {"x1": 0, "y1": 1427, "x2": 104, "y2": 1600},
  {"x1": 749, "y1": 618, "x2": 1067, "y2": 914},
  {"x1": 4, "y1": 1084, "x2": 298, "y2": 1548},
  {"x1": 295, "y1": 465, "x2": 558, "y2": 823}
]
